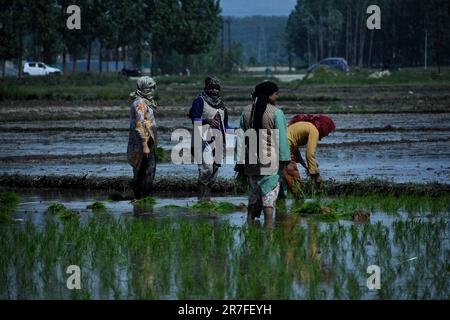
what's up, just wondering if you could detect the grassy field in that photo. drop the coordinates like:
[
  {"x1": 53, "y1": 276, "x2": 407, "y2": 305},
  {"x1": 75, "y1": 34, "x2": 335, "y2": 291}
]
[{"x1": 0, "y1": 69, "x2": 449, "y2": 102}]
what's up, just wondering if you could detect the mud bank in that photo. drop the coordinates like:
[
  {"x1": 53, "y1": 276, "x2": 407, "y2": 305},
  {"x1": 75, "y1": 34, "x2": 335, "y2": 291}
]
[{"x1": 1, "y1": 173, "x2": 448, "y2": 197}]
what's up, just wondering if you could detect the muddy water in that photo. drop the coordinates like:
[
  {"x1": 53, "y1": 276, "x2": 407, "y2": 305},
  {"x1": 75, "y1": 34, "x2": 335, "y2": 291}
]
[
  {"x1": 1, "y1": 113, "x2": 450, "y2": 130},
  {"x1": 1, "y1": 129, "x2": 449, "y2": 157},
  {"x1": 1, "y1": 190, "x2": 449, "y2": 299},
  {"x1": 1, "y1": 140, "x2": 449, "y2": 183},
  {"x1": 0, "y1": 113, "x2": 449, "y2": 183}
]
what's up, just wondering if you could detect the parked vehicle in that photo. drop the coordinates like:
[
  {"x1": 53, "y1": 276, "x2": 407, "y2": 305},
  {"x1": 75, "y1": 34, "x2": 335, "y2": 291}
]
[
  {"x1": 23, "y1": 62, "x2": 61, "y2": 76},
  {"x1": 120, "y1": 68, "x2": 142, "y2": 77},
  {"x1": 307, "y1": 57, "x2": 350, "y2": 74}
]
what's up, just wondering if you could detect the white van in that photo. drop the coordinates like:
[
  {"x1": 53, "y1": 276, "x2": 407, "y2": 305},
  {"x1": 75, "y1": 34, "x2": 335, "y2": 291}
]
[{"x1": 23, "y1": 62, "x2": 61, "y2": 76}]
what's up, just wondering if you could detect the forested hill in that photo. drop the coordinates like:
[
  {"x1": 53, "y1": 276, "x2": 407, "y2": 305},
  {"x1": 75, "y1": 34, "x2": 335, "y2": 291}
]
[{"x1": 224, "y1": 16, "x2": 289, "y2": 66}]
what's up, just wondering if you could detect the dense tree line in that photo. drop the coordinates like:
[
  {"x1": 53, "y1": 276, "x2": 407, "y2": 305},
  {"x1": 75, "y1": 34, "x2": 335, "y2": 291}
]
[
  {"x1": 225, "y1": 16, "x2": 289, "y2": 66},
  {"x1": 286, "y1": 0, "x2": 450, "y2": 69},
  {"x1": 0, "y1": 0, "x2": 224, "y2": 77}
]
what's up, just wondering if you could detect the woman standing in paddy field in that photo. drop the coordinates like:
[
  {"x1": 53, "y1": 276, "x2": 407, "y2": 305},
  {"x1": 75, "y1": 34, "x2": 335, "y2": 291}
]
[
  {"x1": 188, "y1": 76, "x2": 233, "y2": 202},
  {"x1": 236, "y1": 81, "x2": 291, "y2": 226},
  {"x1": 127, "y1": 76, "x2": 158, "y2": 199}
]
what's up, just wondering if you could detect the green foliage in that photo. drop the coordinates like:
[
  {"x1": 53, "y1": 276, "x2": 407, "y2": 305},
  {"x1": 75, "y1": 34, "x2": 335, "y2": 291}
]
[
  {"x1": 173, "y1": 0, "x2": 222, "y2": 66},
  {"x1": 287, "y1": 0, "x2": 450, "y2": 69}
]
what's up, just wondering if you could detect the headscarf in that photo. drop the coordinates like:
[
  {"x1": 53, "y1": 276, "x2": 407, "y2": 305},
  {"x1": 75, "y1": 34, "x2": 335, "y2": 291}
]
[
  {"x1": 251, "y1": 81, "x2": 279, "y2": 130},
  {"x1": 289, "y1": 114, "x2": 336, "y2": 140},
  {"x1": 200, "y1": 76, "x2": 225, "y2": 109},
  {"x1": 130, "y1": 76, "x2": 157, "y2": 109}
]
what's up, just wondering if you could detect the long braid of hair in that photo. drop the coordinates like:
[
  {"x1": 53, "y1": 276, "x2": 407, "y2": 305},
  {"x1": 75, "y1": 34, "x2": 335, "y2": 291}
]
[
  {"x1": 252, "y1": 94, "x2": 268, "y2": 130},
  {"x1": 249, "y1": 81, "x2": 279, "y2": 164}
]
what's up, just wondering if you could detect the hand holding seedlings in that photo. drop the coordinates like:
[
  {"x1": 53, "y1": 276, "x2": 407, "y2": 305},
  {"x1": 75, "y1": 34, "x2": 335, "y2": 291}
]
[{"x1": 313, "y1": 174, "x2": 322, "y2": 189}]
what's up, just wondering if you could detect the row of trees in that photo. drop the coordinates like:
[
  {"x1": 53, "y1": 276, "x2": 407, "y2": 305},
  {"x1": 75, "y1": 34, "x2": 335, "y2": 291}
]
[
  {"x1": 0, "y1": 0, "x2": 227, "y2": 77},
  {"x1": 286, "y1": 0, "x2": 450, "y2": 69}
]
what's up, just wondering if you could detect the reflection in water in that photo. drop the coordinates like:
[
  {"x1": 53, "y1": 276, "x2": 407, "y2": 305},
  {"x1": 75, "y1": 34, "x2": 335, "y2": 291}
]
[
  {"x1": 132, "y1": 203, "x2": 155, "y2": 217},
  {"x1": 0, "y1": 203, "x2": 448, "y2": 299}
]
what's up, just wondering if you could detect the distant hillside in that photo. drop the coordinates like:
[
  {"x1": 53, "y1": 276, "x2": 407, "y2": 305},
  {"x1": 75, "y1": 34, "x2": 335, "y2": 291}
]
[{"x1": 224, "y1": 16, "x2": 289, "y2": 66}]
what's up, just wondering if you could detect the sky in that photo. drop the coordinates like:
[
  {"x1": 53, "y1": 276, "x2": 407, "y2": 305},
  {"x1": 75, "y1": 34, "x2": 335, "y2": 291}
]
[{"x1": 220, "y1": 0, "x2": 297, "y2": 17}]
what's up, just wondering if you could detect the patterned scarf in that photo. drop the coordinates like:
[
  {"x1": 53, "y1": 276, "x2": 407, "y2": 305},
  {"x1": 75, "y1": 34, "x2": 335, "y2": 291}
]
[
  {"x1": 130, "y1": 76, "x2": 157, "y2": 110},
  {"x1": 200, "y1": 76, "x2": 225, "y2": 109},
  {"x1": 200, "y1": 91, "x2": 225, "y2": 110}
]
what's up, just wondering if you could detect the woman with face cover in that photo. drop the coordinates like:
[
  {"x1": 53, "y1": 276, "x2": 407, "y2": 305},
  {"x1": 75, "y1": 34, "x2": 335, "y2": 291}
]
[
  {"x1": 127, "y1": 76, "x2": 158, "y2": 199},
  {"x1": 188, "y1": 76, "x2": 233, "y2": 201},
  {"x1": 236, "y1": 81, "x2": 291, "y2": 226}
]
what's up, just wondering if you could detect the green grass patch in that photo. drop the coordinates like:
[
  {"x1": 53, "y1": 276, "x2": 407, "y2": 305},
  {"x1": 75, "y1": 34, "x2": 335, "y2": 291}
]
[
  {"x1": 224, "y1": 94, "x2": 339, "y2": 102},
  {"x1": 1, "y1": 70, "x2": 449, "y2": 102},
  {"x1": 296, "y1": 67, "x2": 450, "y2": 87}
]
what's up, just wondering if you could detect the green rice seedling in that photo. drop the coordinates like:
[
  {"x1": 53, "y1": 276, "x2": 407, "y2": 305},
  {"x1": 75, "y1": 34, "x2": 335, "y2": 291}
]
[
  {"x1": 379, "y1": 196, "x2": 401, "y2": 214},
  {"x1": 291, "y1": 200, "x2": 322, "y2": 215},
  {"x1": 0, "y1": 214, "x2": 15, "y2": 224},
  {"x1": 0, "y1": 192, "x2": 20, "y2": 211},
  {"x1": 0, "y1": 192, "x2": 20, "y2": 223},
  {"x1": 156, "y1": 147, "x2": 166, "y2": 163},
  {"x1": 131, "y1": 197, "x2": 157, "y2": 206},
  {"x1": 1, "y1": 193, "x2": 448, "y2": 300},
  {"x1": 214, "y1": 202, "x2": 240, "y2": 213},
  {"x1": 46, "y1": 203, "x2": 79, "y2": 220},
  {"x1": 46, "y1": 203, "x2": 68, "y2": 215},
  {"x1": 189, "y1": 201, "x2": 240, "y2": 214},
  {"x1": 86, "y1": 201, "x2": 107, "y2": 212}
]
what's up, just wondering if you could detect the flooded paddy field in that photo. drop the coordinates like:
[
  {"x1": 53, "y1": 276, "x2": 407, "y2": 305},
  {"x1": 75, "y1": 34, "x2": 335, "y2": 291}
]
[
  {"x1": 0, "y1": 190, "x2": 448, "y2": 299},
  {"x1": 1, "y1": 81, "x2": 449, "y2": 301},
  {"x1": 1, "y1": 113, "x2": 449, "y2": 183}
]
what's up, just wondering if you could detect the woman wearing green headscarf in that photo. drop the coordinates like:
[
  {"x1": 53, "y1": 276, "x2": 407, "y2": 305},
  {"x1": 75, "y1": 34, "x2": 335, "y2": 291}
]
[{"x1": 127, "y1": 76, "x2": 158, "y2": 199}]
